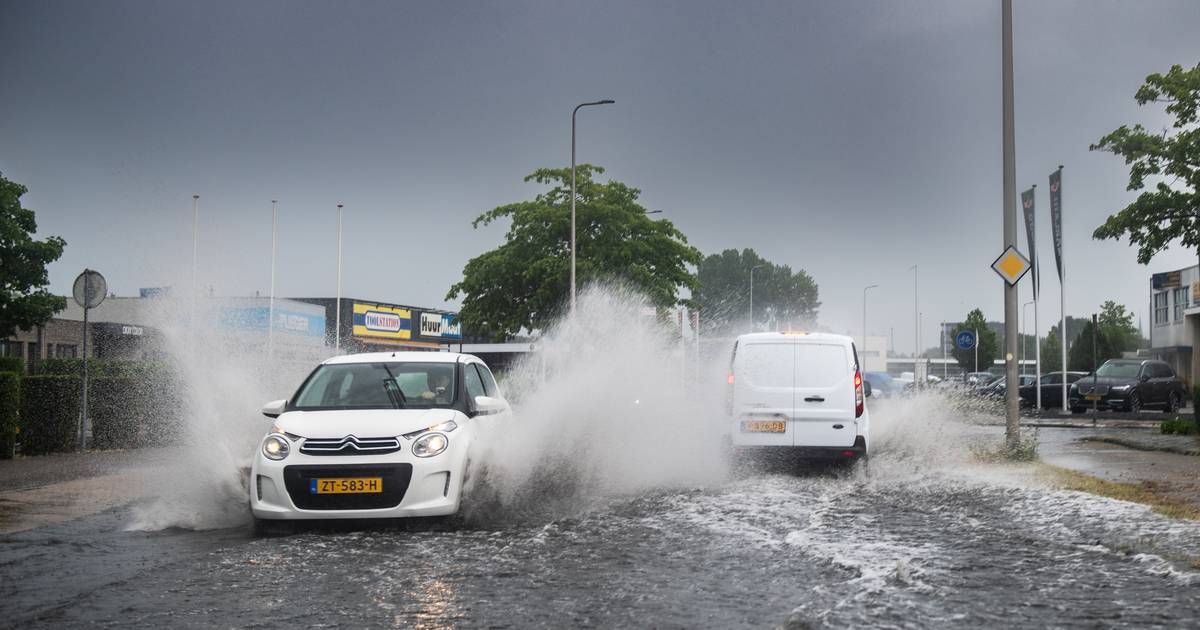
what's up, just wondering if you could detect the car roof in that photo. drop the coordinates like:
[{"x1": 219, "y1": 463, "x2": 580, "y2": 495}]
[
  {"x1": 321, "y1": 352, "x2": 479, "y2": 365},
  {"x1": 735, "y1": 331, "x2": 854, "y2": 344}
]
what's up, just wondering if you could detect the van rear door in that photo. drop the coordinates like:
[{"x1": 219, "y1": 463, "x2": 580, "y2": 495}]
[
  {"x1": 791, "y1": 342, "x2": 856, "y2": 447},
  {"x1": 733, "y1": 342, "x2": 794, "y2": 446}
]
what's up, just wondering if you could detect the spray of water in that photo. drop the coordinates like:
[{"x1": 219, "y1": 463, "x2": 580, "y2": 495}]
[
  {"x1": 462, "y1": 286, "x2": 731, "y2": 523},
  {"x1": 126, "y1": 298, "x2": 327, "y2": 531}
]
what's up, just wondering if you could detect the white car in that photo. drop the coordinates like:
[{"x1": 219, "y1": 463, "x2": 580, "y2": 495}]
[
  {"x1": 249, "y1": 352, "x2": 509, "y2": 533},
  {"x1": 727, "y1": 332, "x2": 869, "y2": 464}
]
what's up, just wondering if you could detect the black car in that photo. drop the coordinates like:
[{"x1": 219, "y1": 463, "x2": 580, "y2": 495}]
[
  {"x1": 1018, "y1": 371, "x2": 1088, "y2": 409},
  {"x1": 1069, "y1": 359, "x2": 1187, "y2": 413},
  {"x1": 979, "y1": 374, "x2": 1036, "y2": 399}
]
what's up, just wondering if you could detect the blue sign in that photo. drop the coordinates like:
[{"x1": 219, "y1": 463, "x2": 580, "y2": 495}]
[{"x1": 956, "y1": 330, "x2": 976, "y2": 350}]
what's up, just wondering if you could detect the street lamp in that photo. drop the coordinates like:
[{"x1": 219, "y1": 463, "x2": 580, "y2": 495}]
[
  {"x1": 862, "y1": 284, "x2": 878, "y2": 365},
  {"x1": 1022, "y1": 300, "x2": 1034, "y2": 377},
  {"x1": 571, "y1": 99, "x2": 615, "y2": 315},
  {"x1": 335, "y1": 203, "x2": 343, "y2": 353},
  {"x1": 749, "y1": 265, "x2": 765, "y2": 332}
]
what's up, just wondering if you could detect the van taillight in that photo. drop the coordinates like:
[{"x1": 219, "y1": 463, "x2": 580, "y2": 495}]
[
  {"x1": 725, "y1": 373, "x2": 735, "y2": 414},
  {"x1": 854, "y1": 371, "x2": 864, "y2": 418},
  {"x1": 727, "y1": 373, "x2": 735, "y2": 385}
]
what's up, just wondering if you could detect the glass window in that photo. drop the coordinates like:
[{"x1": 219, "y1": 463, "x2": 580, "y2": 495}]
[
  {"x1": 1065, "y1": 373, "x2": 1085, "y2": 383},
  {"x1": 1174, "y1": 287, "x2": 1190, "y2": 320},
  {"x1": 1154, "y1": 363, "x2": 1174, "y2": 378},
  {"x1": 740, "y1": 343, "x2": 794, "y2": 388},
  {"x1": 55, "y1": 344, "x2": 77, "y2": 358},
  {"x1": 796, "y1": 344, "x2": 850, "y2": 388},
  {"x1": 0, "y1": 340, "x2": 22, "y2": 358},
  {"x1": 292, "y1": 362, "x2": 456, "y2": 410},
  {"x1": 475, "y1": 364, "x2": 500, "y2": 397},
  {"x1": 464, "y1": 364, "x2": 486, "y2": 399},
  {"x1": 1154, "y1": 292, "x2": 1169, "y2": 324},
  {"x1": 1041, "y1": 374, "x2": 1061, "y2": 385},
  {"x1": 1097, "y1": 362, "x2": 1141, "y2": 378}
]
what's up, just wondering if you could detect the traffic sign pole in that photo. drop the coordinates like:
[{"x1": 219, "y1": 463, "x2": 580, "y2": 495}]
[{"x1": 73, "y1": 269, "x2": 107, "y2": 452}]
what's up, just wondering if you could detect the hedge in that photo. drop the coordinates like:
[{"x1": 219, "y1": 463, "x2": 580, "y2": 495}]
[
  {"x1": 40, "y1": 358, "x2": 166, "y2": 379},
  {"x1": 89, "y1": 376, "x2": 181, "y2": 449},
  {"x1": 20, "y1": 376, "x2": 81, "y2": 455},
  {"x1": 0, "y1": 357, "x2": 23, "y2": 374},
  {"x1": 0, "y1": 372, "x2": 19, "y2": 459}
]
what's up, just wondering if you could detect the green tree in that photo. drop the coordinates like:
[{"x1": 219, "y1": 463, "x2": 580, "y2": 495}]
[
  {"x1": 694, "y1": 248, "x2": 820, "y2": 334},
  {"x1": 1091, "y1": 62, "x2": 1200, "y2": 265},
  {"x1": 1097, "y1": 300, "x2": 1144, "y2": 352},
  {"x1": 1068, "y1": 320, "x2": 1120, "y2": 372},
  {"x1": 1040, "y1": 333, "x2": 1063, "y2": 373},
  {"x1": 1, "y1": 173, "x2": 66, "y2": 339},
  {"x1": 950, "y1": 309, "x2": 998, "y2": 373},
  {"x1": 447, "y1": 165, "x2": 701, "y2": 340}
]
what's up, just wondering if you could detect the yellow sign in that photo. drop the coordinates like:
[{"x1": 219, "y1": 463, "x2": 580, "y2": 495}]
[
  {"x1": 352, "y1": 303, "x2": 412, "y2": 340},
  {"x1": 991, "y1": 246, "x2": 1031, "y2": 285}
]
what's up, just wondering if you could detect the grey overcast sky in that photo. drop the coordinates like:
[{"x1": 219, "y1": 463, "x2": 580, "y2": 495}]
[{"x1": 3, "y1": 0, "x2": 1200, "y2": 351}]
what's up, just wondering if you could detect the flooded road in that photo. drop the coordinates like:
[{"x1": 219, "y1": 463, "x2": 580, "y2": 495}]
[{"x1": 4, "y1": 437, "x2": 1199, "y2": 629}]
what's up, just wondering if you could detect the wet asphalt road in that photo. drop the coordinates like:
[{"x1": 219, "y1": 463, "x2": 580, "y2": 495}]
[{"x1": 3, "y1": 433, "x2": 1200, "y2": 630}]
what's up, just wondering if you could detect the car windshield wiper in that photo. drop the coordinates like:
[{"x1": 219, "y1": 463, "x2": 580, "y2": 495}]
[{"x1": 379, "y1": 364, "x2": 407, "y2": 409}]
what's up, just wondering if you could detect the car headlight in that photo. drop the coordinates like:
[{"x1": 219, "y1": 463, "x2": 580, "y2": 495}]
[
  {"x1": 1110, "y1": 385, "x2": 1131, "y2": 392},
  {"x1": 412, "y1": 432, "x2": 448, "y2": 458},
  {"x1": 262, "y1": 433, "x2": 290, "y2": 460}
]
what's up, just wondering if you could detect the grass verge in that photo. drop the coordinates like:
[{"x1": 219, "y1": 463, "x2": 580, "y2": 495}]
[{"x1": 1038, "y1": 464, "x2": 1200, "y2": 521}]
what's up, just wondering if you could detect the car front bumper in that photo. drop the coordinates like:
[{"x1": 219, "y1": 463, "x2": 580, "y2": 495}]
[{"x1": 249, "y1": 435, "x2": 470, "y2": 521}]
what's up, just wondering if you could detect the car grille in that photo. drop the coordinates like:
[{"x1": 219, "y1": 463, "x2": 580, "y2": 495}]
[
  {"x1": 283, "y1": 464, "x2": 413, "y2": 510},
  {"x1": 299, "y1": 435, "x2": 402, "y2": 456},
  {"x1": 1076, "y1": 384, "x2": 1109, "y2": 396}
]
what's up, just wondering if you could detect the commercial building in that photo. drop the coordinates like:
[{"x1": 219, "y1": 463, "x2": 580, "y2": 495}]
[
  {"x1": 1148, "y1": 265, "x2": 1199, "y2": 386},
  {"x1": 292, "y1": 298, "x2": 462, "y2": 353}
]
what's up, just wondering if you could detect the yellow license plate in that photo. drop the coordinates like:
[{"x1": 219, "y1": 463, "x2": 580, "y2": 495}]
[
  {"x1": 742, "y1": 419, "x2": 786, "y2": 433},
  {"x1": 1085, "y1": 394, "x2": 1102, "y2": 401},
  {"x1": 310, "y1": 477, "x2": 383, "y2": 494}
]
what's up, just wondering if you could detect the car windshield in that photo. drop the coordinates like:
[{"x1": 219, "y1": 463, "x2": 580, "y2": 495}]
[
  {"x1": 292, "y1": 362, "x2": 456, "y2": 410},
  {"x1": 1095, "y1": 362, "x2": 1141, "y2": 379}
]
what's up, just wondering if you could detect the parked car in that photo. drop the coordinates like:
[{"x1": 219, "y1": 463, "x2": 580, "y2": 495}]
[
  {"x1": 1018, "y1": 371, "x2": 1088, "y2": 409},
  {"x1": 727, "y1": 331, "x2": 869, "y2": 464},
  {"x1": 249, "y1": 352, "x2": 510, "y2": 534},
  {"x1": 1068, "y1": 359, "x2": 1187, "y2": 414},
  {"x1": 978, "y1": 374, "x2": 1036, "y2": 398},
  {"x1": 863, "y1": 371, "x2": 903, "y2": 398},
  {"x1": 965, "y1": 371, "x2": 997, "y2": 387}
]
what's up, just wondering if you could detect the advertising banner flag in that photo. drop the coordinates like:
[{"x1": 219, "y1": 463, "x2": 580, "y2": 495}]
[
  {"x1": 1021, "y1": 187, "x2": 1038, "y2": 299},
  {"x1": 1049, "y1": 169, "x2": 1063, "y2": 282}
]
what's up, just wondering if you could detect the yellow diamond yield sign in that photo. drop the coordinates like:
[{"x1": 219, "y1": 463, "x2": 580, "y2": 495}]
[{"x1": 991, "y1": 246, "x2": 1031, "y2": 285}]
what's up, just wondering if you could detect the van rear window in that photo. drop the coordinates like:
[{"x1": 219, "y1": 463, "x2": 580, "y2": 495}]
[
  {"x1": 796, "y1": 344, "x2": 849, "y2": 388},
  {"x1": 740, "y1": 344, "x2": 793, "y2": 388}
]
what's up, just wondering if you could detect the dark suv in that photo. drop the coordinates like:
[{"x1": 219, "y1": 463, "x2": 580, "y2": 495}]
[{"x1": 1069, "y1": 359, "x2": 1187, "y2": 413}]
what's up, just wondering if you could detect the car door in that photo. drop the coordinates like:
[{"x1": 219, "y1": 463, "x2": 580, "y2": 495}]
[
  {"x1": 1137, "y1": 363, "x2": 1159, "y2": 405},
  {"x1": 1148, "y1": 363, "x2": 1172, "y2": 405},
  {"x1": 1041, "y1": 373, "x2": 1062, "y2": 406}
]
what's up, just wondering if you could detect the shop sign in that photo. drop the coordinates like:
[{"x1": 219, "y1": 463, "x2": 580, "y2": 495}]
[
  {"x1": 419, "y1": 312, "x2": 462, "y2": 340},
  {"x1": 353, "y1": 303, "x2": 412, "y2": 340}
]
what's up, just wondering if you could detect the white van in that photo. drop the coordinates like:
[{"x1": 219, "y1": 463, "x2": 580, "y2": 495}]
[{"x1": 727, "y1": 332, "x2": 869, "y2": 463}]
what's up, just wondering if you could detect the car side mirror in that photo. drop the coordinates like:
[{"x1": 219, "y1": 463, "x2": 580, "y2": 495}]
[
  {"x1": 261, "y1": 399, "x2": 287, "y2": 418},
  {"x1": 471, "y1": 395, "x2": 506, "y2": 417},
  {"x1": 862, "y1": 381, "x2": 873, "y2": 398}
]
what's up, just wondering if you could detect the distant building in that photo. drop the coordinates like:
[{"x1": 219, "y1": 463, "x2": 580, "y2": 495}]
[{"x1": 1149, "y1": 265, "x2": 1199, "y2": 386}]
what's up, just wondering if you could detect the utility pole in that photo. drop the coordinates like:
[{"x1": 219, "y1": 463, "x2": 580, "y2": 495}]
[{"x1": 1001, "y1": 0, "x2": 1021, "y2": 448}]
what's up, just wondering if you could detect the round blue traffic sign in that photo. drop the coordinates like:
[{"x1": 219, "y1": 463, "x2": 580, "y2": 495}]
[{"x1": 956, "y1": 330, "x2": 976, "y2": 350}]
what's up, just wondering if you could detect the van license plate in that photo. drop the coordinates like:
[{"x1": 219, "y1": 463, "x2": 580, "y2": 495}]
[{"x1": 742, "y1": 420, "x2": 786, "y2": 433}]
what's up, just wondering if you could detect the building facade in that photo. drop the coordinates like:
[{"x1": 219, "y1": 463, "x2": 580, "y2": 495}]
[{"x1": 1148, "y1": 265, "x2": 1200, "y2": 387}]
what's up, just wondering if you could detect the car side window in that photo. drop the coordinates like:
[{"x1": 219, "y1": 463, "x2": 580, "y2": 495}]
[
  {"x1": 475, "y1": 364, "x2": 500, "y2": 397},
  {"x1": 1066, "y1": 373, "x2": 1083, "y2": 383},
  {"x1": 464, "y1": 364, "x2": 486, "y2": 399},
  {"x1": 1156, "y1": 363, "x2": 1174, "y2": 379},
  {"x1": 1139, "y1": 364, "x2": 1153, "y2": 379},
  {"x1": 1046, "y1": 374, "x2": 1061, "y2": 385}
]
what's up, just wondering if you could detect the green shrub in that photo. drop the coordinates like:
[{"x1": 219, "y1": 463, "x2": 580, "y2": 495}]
[
  {"x1": 1162, "y1": 418, "x2": 1198, "y2": 436},
  {"x1": 0, "y1": 372, "x2": 20, "y2": 459},
  {"x1": 20, "y1": 375, "x2": 81, "y2": 454},
  {"x1": 0, "y1": 357, "x2": 23, "y2": 374}
]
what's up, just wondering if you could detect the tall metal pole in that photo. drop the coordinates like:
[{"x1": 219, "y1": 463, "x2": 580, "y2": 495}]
[
  {"x1": 1035, "y1": 296, "x2": 1042, "y2": 409},
  {"x1": 335, "y1": 203, "x2": 343, "y2": 353},
  {"x1": 570, "y1": 99, "x2": 614, "y2": 316},
  {"x1": 1002, "y1": 0, "x2": 1021, "y2": 447},
  {"x1": 863, "y1": 284, "x2": 878, "y2": 364},
  {"x1": 942, "y1": 321, "x2": 948, "y2": 379},
  {"x1": 1022, "y1": 300, "x2": 1033, "y2": 376},
  {"x1": 191, "y1": 195, "x2": 199, "y2": 300},
  {"x1": 911, "y1": 264, "x2": 919, "y2": 388},
  {"x1": 78, "y1": 272, "x2": 90, "y2": 452},
  {"x1": 268, "y1": 200, "x2": 278, "y2": 360}
]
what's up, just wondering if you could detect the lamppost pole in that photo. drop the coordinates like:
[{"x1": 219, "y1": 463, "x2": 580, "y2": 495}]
[
  {"x1": 749, "y1": 265, "x2": 765, "y2": 332},
  {"x1": 571, "y1": 99, "x2": 615, "y2": 315},
  {"x1": 863, "y1": 284, "x2": 878, "y2": 365},
  {"x1": 191, "y1": 194, "x2": 199, "y2": 301},
  {"x1": 1022, "y1": 300, "x2": 1034, "y2": 377},
  {"x1": 910, "y1": 264, "x2": 919, "y2": 388},
  {"x1": 268, "y1": 200, "x2": 278, "y2": 360},
  {"x1": 335, "y1": 203, "x2": 343, "y2": 354}
]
